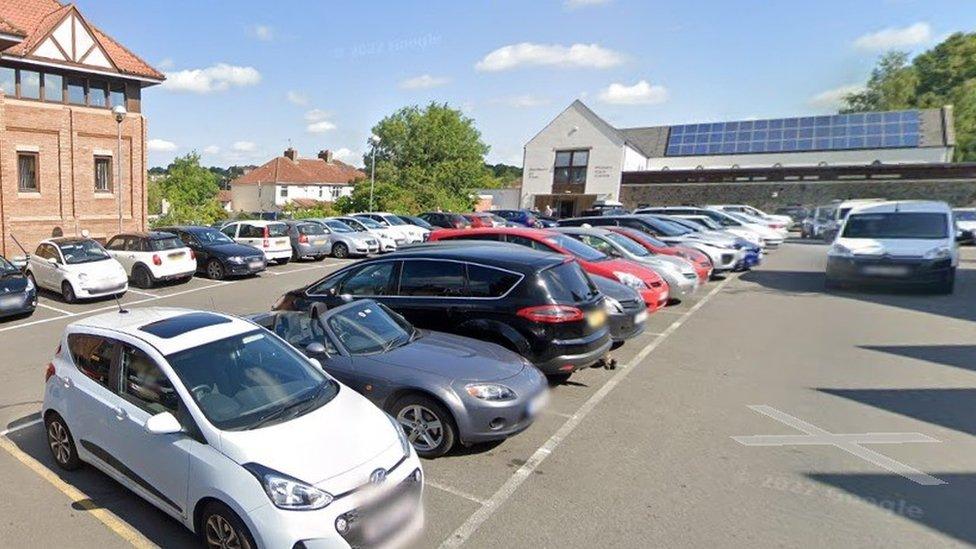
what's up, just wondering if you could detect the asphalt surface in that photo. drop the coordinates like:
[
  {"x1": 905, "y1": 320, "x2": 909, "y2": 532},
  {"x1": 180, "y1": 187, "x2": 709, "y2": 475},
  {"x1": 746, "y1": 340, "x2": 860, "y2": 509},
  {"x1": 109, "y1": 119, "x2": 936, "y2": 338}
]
[{"x1": 0, "y1": 242, "x2": 974, "y2": 548}]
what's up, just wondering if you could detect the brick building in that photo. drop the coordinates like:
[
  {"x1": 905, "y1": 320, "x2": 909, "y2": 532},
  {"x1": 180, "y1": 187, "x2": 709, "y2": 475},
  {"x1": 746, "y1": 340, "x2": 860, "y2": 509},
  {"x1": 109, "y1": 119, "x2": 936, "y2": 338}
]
[
  {"x1": 0, "y1": 0, "x2": 163, "y2": 257},
  {"x1": 230, "y1": 148, "x2": 364, "y2": 213}
]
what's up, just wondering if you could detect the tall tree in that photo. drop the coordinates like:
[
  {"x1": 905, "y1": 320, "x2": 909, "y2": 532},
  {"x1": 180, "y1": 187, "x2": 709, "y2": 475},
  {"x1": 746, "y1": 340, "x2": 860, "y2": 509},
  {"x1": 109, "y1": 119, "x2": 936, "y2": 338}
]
[
  {"x1": 842, "y1": 51, "x2": 918, "y2": 113},
  {"x1": 154, "y1": 153, "x2": 227, "y2": 225}
]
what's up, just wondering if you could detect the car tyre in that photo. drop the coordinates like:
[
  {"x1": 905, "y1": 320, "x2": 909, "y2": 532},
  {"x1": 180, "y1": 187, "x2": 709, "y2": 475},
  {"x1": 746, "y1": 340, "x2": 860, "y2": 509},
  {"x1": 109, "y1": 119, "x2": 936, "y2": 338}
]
[
  {"x1": 133, "y1": 265, "x2": 154, "y2": 289},
  {"x1": 332, "y1": 242, "x2": 349, "y2": 259},
  {"x1": 201, "y1": 501, "x2": 256, "y2": 549},
  {"x1": 206, "y1": 259, "x2": 225, "y2": 280},
  {"x1": 392, "y1": 395, "x2": 456, "y2": 458},
  {"x1": 61, "y1": 281, "x2": 76, "y2": 304},
  {"x1": 45, "y1": 413, "x2": 82, "y2": 471},
  {"x1": 277, "y1": 257, "x2": 290, "y2": 265}
]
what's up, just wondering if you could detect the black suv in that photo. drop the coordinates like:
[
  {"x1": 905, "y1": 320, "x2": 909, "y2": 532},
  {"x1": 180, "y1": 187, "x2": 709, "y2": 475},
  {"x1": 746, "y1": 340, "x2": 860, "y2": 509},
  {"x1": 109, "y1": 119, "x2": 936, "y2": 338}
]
[
  {"x1": 418, "y1": 212, "x2": 472, "y2": 229},
  {"x1": 273, "y1": 242, "x2": 611, "y2": 377}
]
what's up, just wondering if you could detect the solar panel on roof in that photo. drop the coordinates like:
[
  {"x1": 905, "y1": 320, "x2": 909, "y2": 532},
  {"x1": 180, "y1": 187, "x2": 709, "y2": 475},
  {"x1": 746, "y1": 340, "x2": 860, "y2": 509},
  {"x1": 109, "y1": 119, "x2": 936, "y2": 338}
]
[{"x1": 665, "y1": 110, "x2": 921, "y2": 156}]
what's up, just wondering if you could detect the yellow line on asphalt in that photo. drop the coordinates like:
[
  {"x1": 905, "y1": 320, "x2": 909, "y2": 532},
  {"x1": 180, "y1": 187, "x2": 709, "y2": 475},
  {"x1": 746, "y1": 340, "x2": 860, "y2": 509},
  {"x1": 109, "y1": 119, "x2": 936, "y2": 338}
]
[{"x1": 0, "y1": 436, "x2": 155, "y2": 548}]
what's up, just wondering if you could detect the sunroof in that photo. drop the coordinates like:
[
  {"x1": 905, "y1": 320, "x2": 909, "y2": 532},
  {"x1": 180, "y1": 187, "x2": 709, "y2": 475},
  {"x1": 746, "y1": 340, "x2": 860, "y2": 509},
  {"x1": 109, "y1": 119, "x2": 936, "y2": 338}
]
[{"x1": 140, "y1": 312, "x2": 232, "y2": 339}]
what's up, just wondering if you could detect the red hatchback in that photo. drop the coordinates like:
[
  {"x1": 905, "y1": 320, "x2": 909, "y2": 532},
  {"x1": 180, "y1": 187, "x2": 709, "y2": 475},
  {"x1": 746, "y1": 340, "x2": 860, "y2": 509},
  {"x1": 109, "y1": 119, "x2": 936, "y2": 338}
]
[
  {"x1": 430, "y1": 227, "x2": 670, "y2": 310},
  {"x1": 607, "y1": 226, "x2": 713, "y2": 283},
  {"x1": 463, "y1": 212, "x2": 499, "y2": 228}
]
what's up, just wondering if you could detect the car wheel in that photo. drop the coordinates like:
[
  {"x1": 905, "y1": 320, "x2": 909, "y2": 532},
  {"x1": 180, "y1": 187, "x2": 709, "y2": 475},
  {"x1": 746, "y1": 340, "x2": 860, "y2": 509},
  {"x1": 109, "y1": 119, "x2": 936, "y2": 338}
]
[
  {"x1": 133, "y1": 265, "x2": 154, "y2": 289},
  {"x1": 393, "y1": 395, "x2": 456, "y2": 458},
  {"x1": 206, "y1": 259, "x2": 225, "y2": 280},
  {"x1": 61, "y1": 281, "x2": 76, "y2": 304},
  {"x1": 201, "y1": 501, "x2": 256, "y2": 549},
  {"x1": 45, "y1": 413, "x2": 81, "y2": 470},
  {"x1": 314, "y1": 254, "x2": 326, "y2": 262},
  {"x1": 332, "y1": 242, "x2": 349, "y2": 259},
  {"x1": 934, "y1": 269, "x2": 955, "y2": 295}
]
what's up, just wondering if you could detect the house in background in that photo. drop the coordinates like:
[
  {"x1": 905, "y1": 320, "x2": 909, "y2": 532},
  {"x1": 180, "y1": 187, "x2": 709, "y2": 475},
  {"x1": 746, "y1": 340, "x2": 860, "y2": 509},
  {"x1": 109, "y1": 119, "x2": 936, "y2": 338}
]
[
  {"x1": 0, "y1": 0, "x2": 163, "y2": 256},
  {"x1": 229, "y1": 148, "x2": 364, "y2": 213}
]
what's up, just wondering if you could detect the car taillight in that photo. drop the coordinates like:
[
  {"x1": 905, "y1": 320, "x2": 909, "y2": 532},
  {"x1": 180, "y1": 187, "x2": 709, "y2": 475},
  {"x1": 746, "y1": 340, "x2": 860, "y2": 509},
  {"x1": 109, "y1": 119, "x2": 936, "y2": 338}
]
[
  {"x1": 517, "y1": 305, "x2": 584, "y2": 323},
  {"x1": 263, "y1": 227, "x2": 270, "y2": 248},
  {"x1": 45, "y1": 363, "x2": 56, "y2": 383},
  {"x1": 152, "y1": 254, "x2": 162, "y2": 266},
  {"x1": 298, "y1": 234, "x2": 308, "y2": 244}
]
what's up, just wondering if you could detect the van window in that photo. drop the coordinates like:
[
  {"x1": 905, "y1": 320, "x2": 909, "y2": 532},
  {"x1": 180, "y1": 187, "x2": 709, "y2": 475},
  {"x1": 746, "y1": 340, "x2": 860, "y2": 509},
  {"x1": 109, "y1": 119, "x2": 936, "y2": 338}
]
[
  {"x1": 67, "y1": 334, "x2": 115, "y2": 387},
  {"x1": 842, "y1": 212, "x2": 948, "y2": 240}
]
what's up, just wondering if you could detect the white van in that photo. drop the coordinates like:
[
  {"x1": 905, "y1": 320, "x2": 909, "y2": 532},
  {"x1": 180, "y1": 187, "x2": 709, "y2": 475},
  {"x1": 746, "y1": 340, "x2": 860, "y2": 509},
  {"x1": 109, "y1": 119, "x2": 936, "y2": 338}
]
[
  {"x1": 821, "y1": 198, "x2": 886, "y2": 241},
  {"x1": 826, "y1": 200, "x2": 958, "y2": 293},
  {"x1": 221, "y1": 220, "x2": 293, "y2": 264}
]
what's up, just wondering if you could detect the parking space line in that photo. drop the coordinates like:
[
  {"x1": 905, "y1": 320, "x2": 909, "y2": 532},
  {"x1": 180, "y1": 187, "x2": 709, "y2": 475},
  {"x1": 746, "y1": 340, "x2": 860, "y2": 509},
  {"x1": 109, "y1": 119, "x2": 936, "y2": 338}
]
[
  {"x1": 0, "y1": 417, "x2": 42, "y2": 437},
  {"x1": 35, "y1": 302, "x2": 73, "y2": 316},
  {"x1": 125, "y1": 289, "x2": 158, "y2": 297},
  {"x1": 425, "y1": 480, "x2": 489, "y2": 506},
  {"x1": 0, "y1": 435, "x2": 155, "y2": 548},
  {"x1": 439, "y1": 275, "x2": 734, "y2": 548}
]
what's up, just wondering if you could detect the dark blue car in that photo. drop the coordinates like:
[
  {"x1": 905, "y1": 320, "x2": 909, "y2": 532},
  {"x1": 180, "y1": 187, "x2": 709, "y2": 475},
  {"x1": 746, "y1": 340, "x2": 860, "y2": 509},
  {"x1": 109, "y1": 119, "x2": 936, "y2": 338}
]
[
  {"x1": 0, "y1": 255, "x2": 37, "y2": 319},
  {"x1": 491, "y1": 209, "x2": 540, "y2": 228}
]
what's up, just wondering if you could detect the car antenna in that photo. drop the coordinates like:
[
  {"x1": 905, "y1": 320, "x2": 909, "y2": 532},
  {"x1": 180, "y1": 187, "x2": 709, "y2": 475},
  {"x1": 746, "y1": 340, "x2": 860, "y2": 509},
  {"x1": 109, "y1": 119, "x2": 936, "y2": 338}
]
[{"x1": 114, "y1": 294, "x2": 128, "y2": 314}]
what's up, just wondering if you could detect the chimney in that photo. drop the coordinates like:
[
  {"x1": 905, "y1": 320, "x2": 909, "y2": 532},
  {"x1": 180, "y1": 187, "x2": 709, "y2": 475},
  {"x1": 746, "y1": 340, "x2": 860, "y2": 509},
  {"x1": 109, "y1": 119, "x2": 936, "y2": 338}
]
[
  {"x1": 284, "y1": 147, "x2": 298, "y2": 161},
  {"x1": 318, "y1": 149, "x2": 334, "y2": 163}
]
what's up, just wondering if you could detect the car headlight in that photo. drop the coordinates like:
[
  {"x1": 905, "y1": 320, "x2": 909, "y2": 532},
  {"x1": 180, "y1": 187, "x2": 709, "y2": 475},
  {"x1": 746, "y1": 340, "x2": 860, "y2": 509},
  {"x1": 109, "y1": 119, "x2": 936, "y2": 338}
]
[
  {"x1": 243, "y1": 463, "x2": 333, "y2": 510},
  {"x1": 227, "y1": 256, "x2": 245, "y2": 264},
  {"x1": 828, "y1": 243, "x2": 854, "y2": 258},
  {"x1": 923, "y1": 246, "x2": 951, "y2": 260},
  {"x1": 387, "y1": 413, "x2": 411, "y2": 456},
  {"x1": 78, "y1": 273, "x2": 89, "y2": 282},
  {"x1": 466, "y1": 383, "x2": 517, "y2": 401},
  {"x1": 613, "y1": 271, "x2": 646, "y2": 289},
  {"x1": 604, "y1": 296, "x2": 624, "y2": 314}
]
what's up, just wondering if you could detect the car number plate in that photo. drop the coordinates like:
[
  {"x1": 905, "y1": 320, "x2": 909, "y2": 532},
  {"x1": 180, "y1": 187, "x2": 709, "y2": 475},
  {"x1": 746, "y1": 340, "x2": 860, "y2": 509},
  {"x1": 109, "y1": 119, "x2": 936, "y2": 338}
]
[
  {"x1": 167, "y1": 251, "x2": 185, "y2": 259},
  {"x1": 0, "y1": 294, "x2": 21, "y2": 308},
  {"x1": 862, "y1": 265, "x2": 910, "y2": 277},
  {"x1": 587, "y1": 309, "x2": 607, "y2": 328},
  {"x1": 634, "y1": 310, "x2": 648, "y2": 324},
  {"x1": 248, "y1": 260, "x2": 263, "y2": 269},
  {"x1": 313, "y1": 239, "x2": 326, "y2": 246}
]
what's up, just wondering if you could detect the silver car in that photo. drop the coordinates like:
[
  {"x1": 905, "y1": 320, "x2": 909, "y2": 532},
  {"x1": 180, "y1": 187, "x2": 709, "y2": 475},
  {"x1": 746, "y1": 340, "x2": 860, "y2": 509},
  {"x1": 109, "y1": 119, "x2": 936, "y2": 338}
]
[
  {"x1": 307, "y1": 218, "x2": 379, "y2": 258},
  {"x1": 554, "y1": 226, "x2": 700, "y2": 301},
  {"x1": 281, "y1": 219, "x2": 331, "y2": 261}
]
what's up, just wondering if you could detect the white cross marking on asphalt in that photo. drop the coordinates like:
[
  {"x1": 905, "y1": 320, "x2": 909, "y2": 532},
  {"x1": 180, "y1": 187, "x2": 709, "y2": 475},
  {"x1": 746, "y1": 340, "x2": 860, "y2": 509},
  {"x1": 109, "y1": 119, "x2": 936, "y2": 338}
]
[{"x1": 732, "y1": 405, "x2": 946, "y2": 486}]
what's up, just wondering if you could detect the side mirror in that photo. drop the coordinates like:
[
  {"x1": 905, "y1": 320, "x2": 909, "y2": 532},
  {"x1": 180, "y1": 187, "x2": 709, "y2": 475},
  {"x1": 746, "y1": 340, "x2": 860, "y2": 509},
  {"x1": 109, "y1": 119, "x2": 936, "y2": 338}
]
[
  {"x1": 145, "y1": 411, "x2": 182, "y2": 435},
  {"x1": 306, "y1": 342, "x2": 328, "y2": 356}
]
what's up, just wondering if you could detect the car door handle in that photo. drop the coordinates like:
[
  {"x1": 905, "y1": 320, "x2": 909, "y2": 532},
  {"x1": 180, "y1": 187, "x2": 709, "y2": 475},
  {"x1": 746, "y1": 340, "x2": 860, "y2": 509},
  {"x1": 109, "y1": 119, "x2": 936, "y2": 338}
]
[{"x1": 113, "y1": 406, "x2": 127, "y2": 421}]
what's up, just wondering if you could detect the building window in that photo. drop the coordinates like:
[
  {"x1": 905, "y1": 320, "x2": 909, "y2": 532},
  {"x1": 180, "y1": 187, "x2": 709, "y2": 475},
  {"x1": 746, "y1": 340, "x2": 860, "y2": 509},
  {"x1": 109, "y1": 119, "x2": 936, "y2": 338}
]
[
  {"x1": 44, "y1": 73, "x2": 63, "y2": 102},
  {"x1": 89, "y1": 80, "x2": 107, "y2": 107},
  {"x1": 18, "y1": 152, "x2": 38, "y2": 192},
  {"x1": 67, "y1": 77, "x2": 86, "y2": 105},
  {"x1": 110, "y1": 83, "x2": 125, "y2": 108},
  {"x1": 19, "y1": 70, "x2": 40, "y2": 99},
  {"x1": 0, "y1": 67, "x2": 14, "y2": 95},
  {"x1": 94, "y1": 156, "x2": 112, "y2": 193},
  {"x1": 280, "y1": 186, "x2": 288, "y2": 198},
  {"x1": 554, "y1": 150, "x2": 588, "y2": 186}
]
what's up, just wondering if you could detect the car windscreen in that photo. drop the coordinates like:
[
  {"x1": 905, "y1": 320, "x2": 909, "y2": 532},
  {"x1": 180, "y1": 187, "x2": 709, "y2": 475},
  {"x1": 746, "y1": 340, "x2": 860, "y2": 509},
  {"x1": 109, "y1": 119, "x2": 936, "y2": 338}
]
[
  {"x1": 325, "y1": 302, "x2": 414, "y2": 355},
  {"x1": 384, "y1": 215, "x2": 406, "y2": 226},
  {"x1": 604, "y1": 232, "x2": 651, "y2": 256},
  {"x1": 540, "y1": 261, "x2": 598, "y2": 303},
  {"x1": 842, "y1": 212, "x2": 949, "y2": 240},
  {"x1": 324, "y1": 220, "x2": 354, "y2": 233},
  {"x1": 166, "y1": 329, "x2": 338, "y2": 431},
  {"x1": 148, "y1": 236, "x2": 184, "y2": 251},
  {"x1": 640, "y1": 216, "x2": 691, "y2": 236},
  {"x1": 954, "y1": 210, "x2": 976, "y2": 221},
  {"x1": 297, "y1": 223, "x2": 325, "y2": 235},
  {"x1": 401, "y1": 216, "x2": 432, "y2": 229},
  {"x1": 620, "y1": 229, "x2": 668, "y2": 248},
  {"x1": 544, "y1": 234, "x2": 607, "y2": 261},
  {"x1": 59, "y1": 240, "x2": 110, "y2": 264},
  {"x1": 355, "y1": 217, "x2": 383, "y2": 229},
  {"x1": 695, "y1": 218, "x2": 723, "y2": 230},
  {"x1": 267, "y1": 223, "x2": 289, "y2": 237},
  {"x1": 192, "y1": 228, "x2": 235, "y2": 244},
  {"x1": 0, "y1": 256, "x2": 19, "y2": 275}
]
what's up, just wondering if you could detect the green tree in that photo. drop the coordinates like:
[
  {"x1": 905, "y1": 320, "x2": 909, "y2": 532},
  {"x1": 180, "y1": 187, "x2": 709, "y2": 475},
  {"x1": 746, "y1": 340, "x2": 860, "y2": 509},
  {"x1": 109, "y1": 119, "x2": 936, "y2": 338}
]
[
  {"x1": 842, "y1": 52, "x2": 919, "y2": 113},
  {"x1": 361, "y1": 103, "x2": 497, "y2": 212},
  {"x1": 282, "y1": 200, "x2": 337, "y2": 219},
  {"x1": 147, "y1": 178, "x2": 163, "y2": 215},
  {"x1": 153, "y1": 153, "x2": 228, "y2": 226}
]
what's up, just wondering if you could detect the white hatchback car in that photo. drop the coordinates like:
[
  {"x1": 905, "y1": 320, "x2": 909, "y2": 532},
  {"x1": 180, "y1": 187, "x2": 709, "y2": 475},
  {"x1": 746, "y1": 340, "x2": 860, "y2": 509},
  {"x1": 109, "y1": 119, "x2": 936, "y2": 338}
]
[
  {"x1": 221, "y1": 221, "x2": 293, "y2": 265},
  {"x1": 354, "y1": 213, "x2": 429, "y2": 243},
  {"x1": 28, "y1": 237, "x2": 128, "y2": 303},
  {"x1": 43, "y1": 307, "x2": 423, "y2": 548},
  {"x1": 105, "y1": 232, "x2": 196, "y2": 288}
]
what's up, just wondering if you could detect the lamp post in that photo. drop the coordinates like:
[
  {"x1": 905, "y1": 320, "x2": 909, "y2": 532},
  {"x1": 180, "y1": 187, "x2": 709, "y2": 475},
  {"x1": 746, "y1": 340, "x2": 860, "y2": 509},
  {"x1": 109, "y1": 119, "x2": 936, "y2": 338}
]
[
  {"x1": 112, "y1": 105, "x2": 127, "y2": 234},
  {"x1": 368, "y1": 134, "x2": 380, "y2": 211}
]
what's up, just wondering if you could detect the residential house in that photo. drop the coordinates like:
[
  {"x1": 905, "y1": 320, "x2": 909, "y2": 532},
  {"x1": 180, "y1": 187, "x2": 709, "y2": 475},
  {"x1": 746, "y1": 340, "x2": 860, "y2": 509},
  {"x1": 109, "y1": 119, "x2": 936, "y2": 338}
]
[{"x1": 229, "y1": 148, "x2": 364, "y2": 212}]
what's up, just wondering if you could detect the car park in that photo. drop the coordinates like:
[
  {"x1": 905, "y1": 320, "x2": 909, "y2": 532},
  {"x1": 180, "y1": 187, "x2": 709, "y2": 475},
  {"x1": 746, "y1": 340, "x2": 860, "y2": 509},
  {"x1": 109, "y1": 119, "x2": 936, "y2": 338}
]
[
  {"x1": 27, "y1": 238, "x2": 128, "y2": 303},
  {"x1": 429, "y1": 227, "x2": 670, "y2": 309},
  {"x1": 42, "y1": 307, "x2": 423, "y2": 549},
  {"x1": 397, "y1": 215, "x2": 435, "y2": 231},
  {"x1": 663, "y1": 215, "x2": 766, "y2": 260},
  {"x1": 553, "y1": 226, "x2": 700, "y2": 301},
  {"x1": 418, "y1": 212, "x2": 472, "y2": 229},
  {"x1": 354, "y1": 213, "x2": 428, "y2": 243},
  {"x1": 821, "y1": 199, "x2": 887, "y2": 242},
  {"x1": 723, "y1": 210, "x2": 789, "y2": 240},
  {"x1": 634, "y1": 206, "x2": 774, "y2": 249},
  {"x1": 463, "y1": 212, "x2": 505, "y2": 228},
  {"x1": 952, "y1": 208, "x2": 976, "y2": 244},
  {"x1": 490, "y1": 209, "x2": 540, "y2": 228},
  {"x1": 307, "y1": 219, "x2": 380, "y2": 258},
  {"x1": 800, "y1": 204, "x2": 838, "y2": 240},
  {"x1": 826, "y1": 200, "x2": 958, "y2": 293},
  {"x1": 0, "y1": 254, "x2": 37, "y2": 319},
  {"x1": 250, "y1": 299, "x2": 549, "y2": 457},
  {"x1": 335, "y1": 216, "x2": 401, "y2": 252},
  {"x1": 220, "y1": 220, "x2": 293, "y2": 265},
  {"x1": 105, "y1": 232, "x2": 197, "y2": 288},
  {"x1": 589, "y1": 275, "x2": 646, "y2": 346},
  {"x1": 604, "y1": 227, "x2": 713, "y2": 283},
  {"x1": 273, "y1": 242, "x2": 612, "y2": 378},
  {"x1": 280, "y1": 219, "x2": 331, "y2": 261},
  {"x1": 156, "y1": 226, "x2": 267, "y2": 280},
  {"x1": 774, "y1": 205, "x2": 810, "y2": 230},
  {"x1": 707, "y1": 204, "x2": 793, "y2": 228}
]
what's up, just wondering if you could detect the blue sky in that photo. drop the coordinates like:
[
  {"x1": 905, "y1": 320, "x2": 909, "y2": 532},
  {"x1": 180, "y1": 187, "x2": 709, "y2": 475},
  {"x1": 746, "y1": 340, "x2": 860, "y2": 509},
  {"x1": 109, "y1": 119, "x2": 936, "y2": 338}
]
[{"x1": 79, "y1": 0, "x2": 976, "y2": 169}]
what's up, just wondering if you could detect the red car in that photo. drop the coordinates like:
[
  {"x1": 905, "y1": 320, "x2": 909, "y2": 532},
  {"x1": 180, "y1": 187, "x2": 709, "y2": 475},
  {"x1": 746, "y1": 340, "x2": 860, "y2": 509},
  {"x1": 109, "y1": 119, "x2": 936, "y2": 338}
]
[
  {"x1": 463, "y1": 212, "x2": 501, "y2": 228},
  {"x1": 429, "y1": 227, "x2": 670, "y2": 310},
  {"x1": 606, "y1": 227, "x2": 713, "y2": 283}
]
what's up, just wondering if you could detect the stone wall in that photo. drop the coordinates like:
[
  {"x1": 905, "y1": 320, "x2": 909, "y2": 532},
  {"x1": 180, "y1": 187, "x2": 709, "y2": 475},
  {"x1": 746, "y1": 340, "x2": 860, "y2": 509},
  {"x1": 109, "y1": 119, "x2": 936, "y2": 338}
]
[{"x1": 620, "y1": 179, "x2": 976, "y2": 211}]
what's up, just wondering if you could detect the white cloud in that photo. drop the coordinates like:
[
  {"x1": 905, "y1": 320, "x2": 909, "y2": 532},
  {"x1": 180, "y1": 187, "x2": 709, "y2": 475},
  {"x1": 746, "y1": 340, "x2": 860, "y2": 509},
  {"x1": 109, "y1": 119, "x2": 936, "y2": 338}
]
[
  {"x1": 286, "y1": 90, "x2": 308, "y2": 106},
  {"x1": 399, "y1": 74, "x2": 451, "y2": 90},
  {"x1": 252, "y1": 24, "x2": 274, "y2": 42},
  {"x1": 163, "y1": 63, "x2": 262, "y2": 93},
  {"x1": 203, "y1": 145, "x2": 221, "y2": 155},
  {"x1": 854, "y1": 22, "x2": 931, "y2": 51},
  {"x1": 492, "y1": 94, "x2": 550, "y2": 108},
  {"x1": 809, "y1": 84, "x2": 866, "y2": 109},
  {"x1": 147, "y1": 138, "x2": 177, "y2": 152},
  {"x1": 304, "y1": 109, "x2": 331, "y2": 122},
  {"x1": 597, "y1": 80, "x2": 669, "y2": 105},
  {"x1": 306, "y1": 120, "x2": 337, "y2": 133},
  {"x1": 157, "y1": 58, "x2": 174, "y2": 70},
  {"x1": 475, "y1": 42, "x2": 624, "y2": 71},
  {"x1": 565, "y1": 0, "x2": 612, "y2": 8},
  {"x1": 232, "y1": 141, "x2": 257, "y2": 152},
  {"x1": 334, "y1": 147, "x2": 357, "y2": 161}
]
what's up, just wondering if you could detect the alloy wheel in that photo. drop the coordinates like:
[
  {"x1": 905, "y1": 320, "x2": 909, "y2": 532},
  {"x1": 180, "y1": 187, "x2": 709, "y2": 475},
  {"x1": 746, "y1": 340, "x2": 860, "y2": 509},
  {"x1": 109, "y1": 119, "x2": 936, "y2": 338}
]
[
  {"x1": 396, "y1": 404, "x2": 444, "y2": 452},
  {"x1": 47, "y1": 420, "x2": 71, "y2": 465},
  {"x1": 207, "y1": 260, "x2": 224, "y2": 280},
  {"x1": 205, "y1": 514, "x2": 250, "y2": 549}
]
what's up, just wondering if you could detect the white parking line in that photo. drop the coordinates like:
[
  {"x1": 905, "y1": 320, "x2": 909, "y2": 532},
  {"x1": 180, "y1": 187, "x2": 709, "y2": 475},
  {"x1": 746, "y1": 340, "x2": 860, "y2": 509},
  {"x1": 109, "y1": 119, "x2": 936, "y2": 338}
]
[
  {"x1": 425, "y1": 480, "x2": 489, "y2": 506},
  {"x1": 439, "y1": 276, "x2": 734, "y2": 548},
  {"x1": 0, "y1": 417, "x2": 42, "y2": 437},
  {"x1": 125, "y1": 289, "x2": 158, "y2": 297},
  {"x1": 35, "y1": 302, "x2": 72, "y2": 316}
]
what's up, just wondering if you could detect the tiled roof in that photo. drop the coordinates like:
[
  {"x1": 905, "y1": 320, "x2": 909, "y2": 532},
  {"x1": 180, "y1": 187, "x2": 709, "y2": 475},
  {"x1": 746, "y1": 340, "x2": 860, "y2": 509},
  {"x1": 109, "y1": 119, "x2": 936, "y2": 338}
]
[
  {"x1": 217, "y1": 190, "x2": 232, "y2": 203},
  {"x1": 232, "y1": 155, "x2": 366, "y2": 187},
  {"x1": 0, "y1": 15, "x2": 27, "y2": 37},
  {"x1": 0, "y1": 0, "x2": 163, "y2": 81}
]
